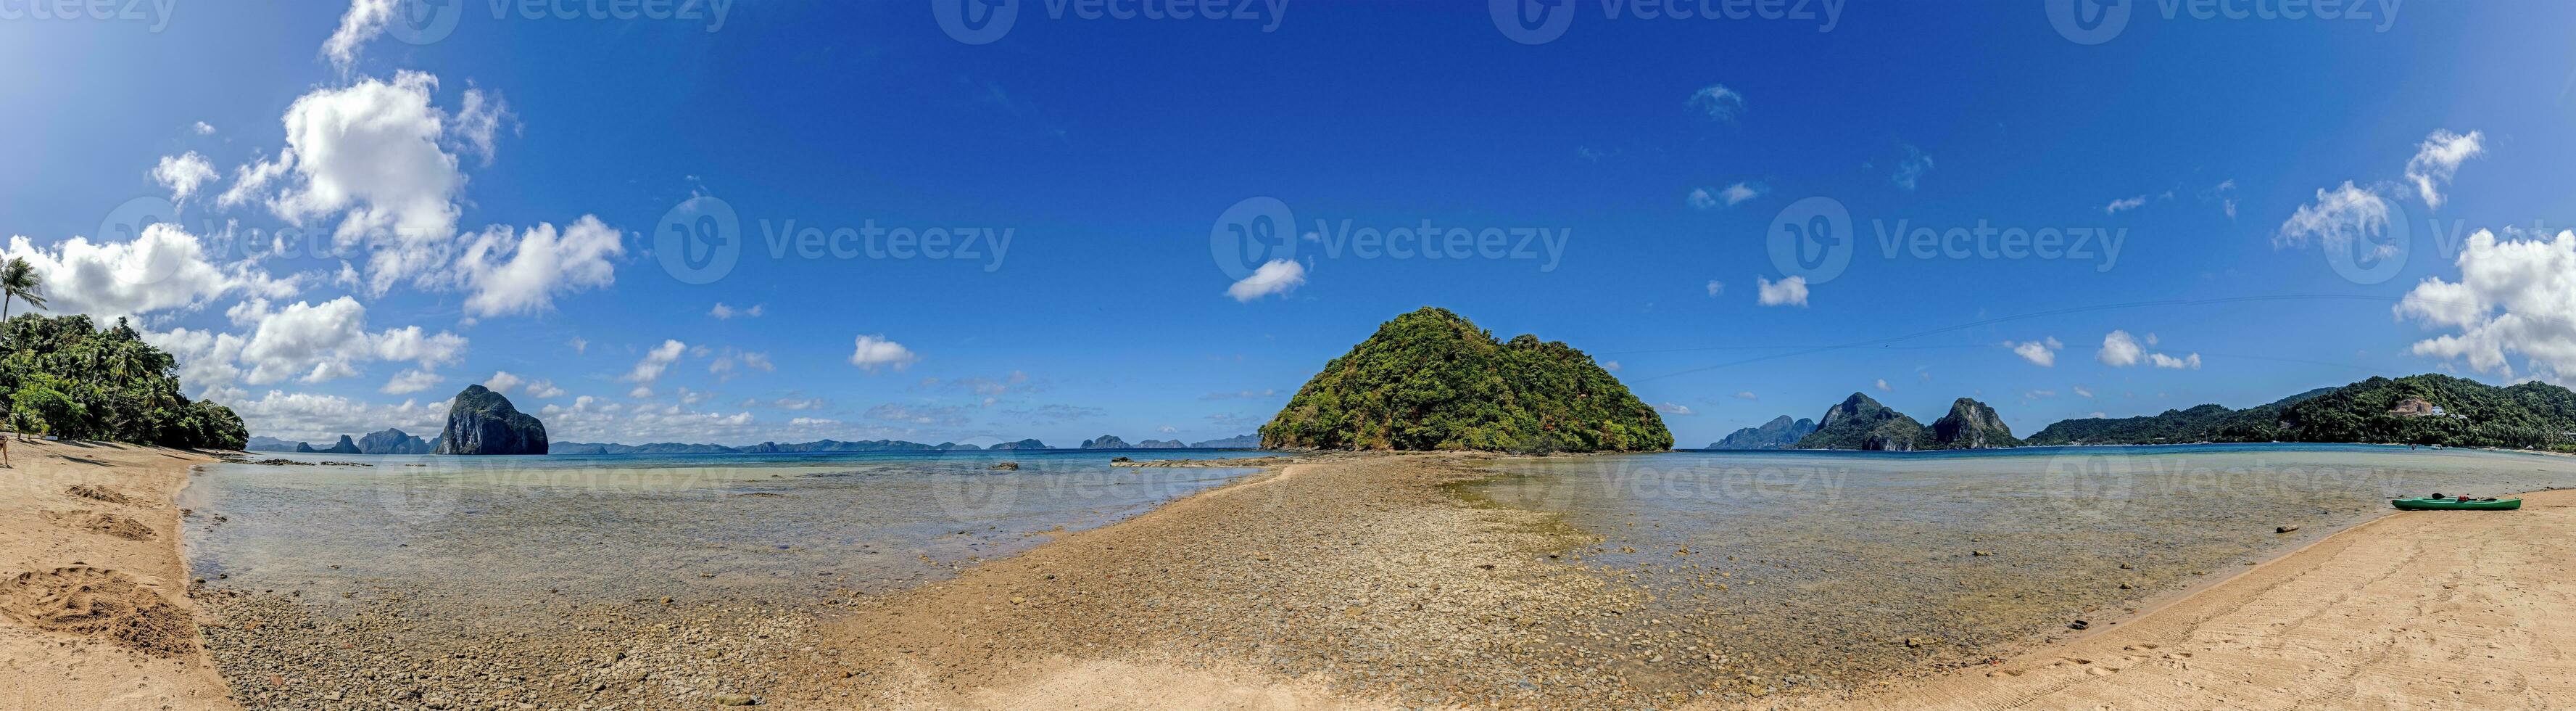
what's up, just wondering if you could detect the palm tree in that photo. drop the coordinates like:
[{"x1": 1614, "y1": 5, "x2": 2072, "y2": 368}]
[{"x1": 1, "y1": 257, "x2": 44, "y2": 323}]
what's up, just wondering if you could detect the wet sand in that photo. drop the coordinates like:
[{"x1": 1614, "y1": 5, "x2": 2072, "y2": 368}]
[
  {"x1": 0, "y1": 440, "x2": 232, "y2": 711},
  {"x1": 1826, "y1": 488, "x2": 2576, "y2": 710}
]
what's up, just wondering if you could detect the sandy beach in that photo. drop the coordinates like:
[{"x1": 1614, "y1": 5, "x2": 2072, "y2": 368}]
[
  {"x1": 1829, "y1": 488, "x2": 2575, "y2": 711},
  {"x1": 0, "y1": 440, "x2": 231, "y2": 711}
]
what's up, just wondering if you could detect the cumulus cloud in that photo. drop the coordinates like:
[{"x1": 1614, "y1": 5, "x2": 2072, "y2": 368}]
[
  {"x1": 2404, "y1": 129, "x2": 2483, "y2": 210},
  {"x1": 1, "y1": 224, "x2": 299, "y2": 321},
  {"x1": 2098, "y1": 329, "x2": 2199, "y2": 370},
  {"x1": 1734, "y1": 391, "x2": 1757, "y2": 400},
  {"x1": 848, "y1": 334, "x2": 919, "y2": 373},
  {"x1": 522, "y1": 379, "x2": 566, "y2": 398},
  {"x1": 1657, "y1": 402, "x2": 1694, "y2": 416},
  {"x1": 1705, "y1": 280, "x2": 1724, "y2": 297},
  {"x1": 2394, "y1": 229, "x2": 2576, "y2": 378},
  {"x1": 321, "y1": 0, "x2": 396, "y2": 71},
  {"x1": 1755, "y1": 275, "x2": 1807, "y2": 307},
  {"x1": 451, "y1": 215, "x2": 624, "y2": 316},
  {"x1": 1873, "y1": 378, "x2": 1892, "y2": 393},
  {"x1": 152, "y1": 152, "x2": 218, "y2": 202},
  {"x1": 1225, "y1": 259, "x2": 1306, "y2": 302},
  {"x1": 2275, "y1": 181, "x2": 2394, "y2": 254},
  {"x1": 223, "y1": 297, "x2": 467, "y2": 385},
  {"x1": 484, "y1": 370, "x2": 525, "y2": 393},
  {"x1": 624, "y1": 340, "x2": 688, "y2": 383},
  {"x1": 709, "y1": 303, "x2": 763, "y2": 319},
  {"x1": 381, "y1": 368, "x2": 442, "y2": 395},
  {"x1": 2098, "y1": 330, "x2": 2144, "y2": 366},
  {"x1": 191, "y1": 121, "x2": 215, "y2": 136},
  {"x1": 224, "y1": 389, "x2": 452, "y2": 443},
  {"x1": 1686, "y1": 84, "x2": 1745, "y2": 122},
  {"x1": 2104, "y1": 195, "x2": 2147, "y2": 214},
  {"x1": 2005, "y1": 337, "x2": 2063, "y2": 367}
]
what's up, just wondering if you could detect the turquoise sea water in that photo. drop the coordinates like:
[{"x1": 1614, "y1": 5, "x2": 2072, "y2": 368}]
[{"x1": 182, "y1": 449, "x2": 1277, "y2": 604}]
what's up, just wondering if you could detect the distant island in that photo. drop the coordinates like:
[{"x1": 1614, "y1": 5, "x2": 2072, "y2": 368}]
[
  {"x1": 1705, "y1": 415, "x2": 1816, "y2": 450},
  {"x1": 1259, "y1": 307, "x2": 1672, "y2": 453},
  {"x1": 436, "y1": 385, "x2": 549, "y2": 455},
  {"x1": 547, "y1": 434, "x2": 1256, "y2": 456},
  {"x1": 1736, "y1": 373, "x2": 2576, "y2": 453}
]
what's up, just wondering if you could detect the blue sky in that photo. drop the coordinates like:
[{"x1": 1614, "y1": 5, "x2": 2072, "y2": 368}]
[{"x1": 7, "y1": 1, "x2": 2576, "y2": 446}]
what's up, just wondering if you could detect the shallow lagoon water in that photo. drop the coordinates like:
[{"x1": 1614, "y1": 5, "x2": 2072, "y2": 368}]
[
  {"x1": 1463, "y1": 444, "x2": 2576, "y2": 691},
  {"x1": 183, "y1": 449, "x2": 1272, "y2": 604}
]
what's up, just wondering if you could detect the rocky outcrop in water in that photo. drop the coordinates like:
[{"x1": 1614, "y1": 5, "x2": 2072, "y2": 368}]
[
  {"x1": 434, "y1": 385, "x2": 549, "y2": 455},
  {"x1": 1708, "y1": 416, "x2": 1818, "y2": 450},
  {"x1": 357, "y1": 428, "x2": 436, "y2": 455},
  {"x1": 1793, "y1": 393, "x2": 1926, "y2": 451},
  {"x1": 1929, "y1": 398, "x2": 2021, "y2": 449}
]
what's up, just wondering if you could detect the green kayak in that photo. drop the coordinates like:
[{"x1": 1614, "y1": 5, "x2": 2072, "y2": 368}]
[{"x1": 2391, "y1": 497, "x2": 2521, "y2": 511}]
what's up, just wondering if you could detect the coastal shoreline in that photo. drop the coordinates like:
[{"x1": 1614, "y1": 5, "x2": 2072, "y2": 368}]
[
  {"x1": 0, "y1": 440, "x2": 234, "y2": 711},
  {"x1": 21, "y1": 445, "x2": 2567, "y2": 710}
]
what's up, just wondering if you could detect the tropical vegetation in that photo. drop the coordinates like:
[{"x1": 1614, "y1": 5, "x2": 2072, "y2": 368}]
[
  {"x1": 0, "y1": 259, "x2": 246, "y2": 449},
  {"x1": 1259, "y1": 307, "x2": 1672, "y2": 453}
]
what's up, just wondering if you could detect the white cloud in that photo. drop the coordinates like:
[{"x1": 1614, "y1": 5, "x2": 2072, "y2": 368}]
[
  {"x1": 2276, "y1": 181, "x2": 2393, "y2": 254},
  {"x1": 848, "y1": 334, "x2": 919, "y2": 372},
  {"x1": 152, "y1": 152, "x2": 218, "y2": 202},
  {"x1": 321, "y1": 0, "x2": 396, "y2": 71},
  {"x1": 1686, "y1": 84, "x2": 1744, "y2": 122},
  {"x1": 1, "y1": 224, "x2": 299, "y2": 321},
  {"x1": 191, "y1": 121, "x2": 215, "y2": 136},
  {"x1": 1226, "y1": 259, "x2": 1306, "y2": 302},
  {"x1": 2207, "y1": 179, "x2": 2240, "y2": 219},
  {"x1": 1602, "y1": 360, "x2": 1620, "y2": 372},
  {"x1": 2073, "y1": 385, "x2": 2094, "y2": 398},
  {"x1": 2104, "y1": 195, "x2": 2147, "y2": 214},
  {"x1": 381, "y1": 369, "x2": 442, "y2": 395},
  {"x1": 2098, "y1": 329, "x2": 2199, "y2": 370},
  {"x1": 2395, "y1": 229, "x2": 2576, "y2": 378},
  {"x1": 624, "y1": 340, "x2": 688, "y2": 383},
  {"x1": 451, "y1": 215, "x2": 624, "y2": 316},
  {"x1": 2098, "y1": 330, "x2": 2144, "y2": 366},
  {"x1": 2403, "y1": 129, "x2": 2483, "y2": 210},
  {"x1": 2148, "y1": 353, "x2": 2203, "y2": 369},
  {"x1": 709, "y1": 303, "x2": 763, "y2": 319},
  {"x1": 448, "y1": 88, "x2": 510, "y2": 166},
  {"x1": 1755, "y1": 275, "x2": 1807, "y2": 307},
  {"x1": 523, "y1": 379, "x2": 565, "y2": 398},
  {"x1": 1691, "y1": 182, "x2": 1762, "y2": 210},
  {"x1": 1686, "y1": 187, "x2": 1718, "y2": 210},
  {"x1": 2005, "y1": 337, "x2": 2063, "y2": 367},
  {"x1": 1705, "y1": 280, "x2": 1724, "y2": 297},
  {"x1": 1733, "y1": 391, "x2": 1757, "y2": 400},
  {"x1": 567, "y1": 337, "x2": 588, "y2": 354},
  {"x1": 485, "y1": 370, "x2": 526, "y2": 393},
  {"x1": 225, "y1": 297, "x2": 467, "y2": 385},
  {"x1": 1873, "y1": 378, "x2": 1892, "y2": 393},
  {"x1": 224, "y1": 389, "x2": 452, "y2": 443},
  {"x1": 248, "y1": 72, "x2": 518, "y2": 295},
  {"x1": 1657, "y1": 402, "x2": 1694, "y2": 416}
]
